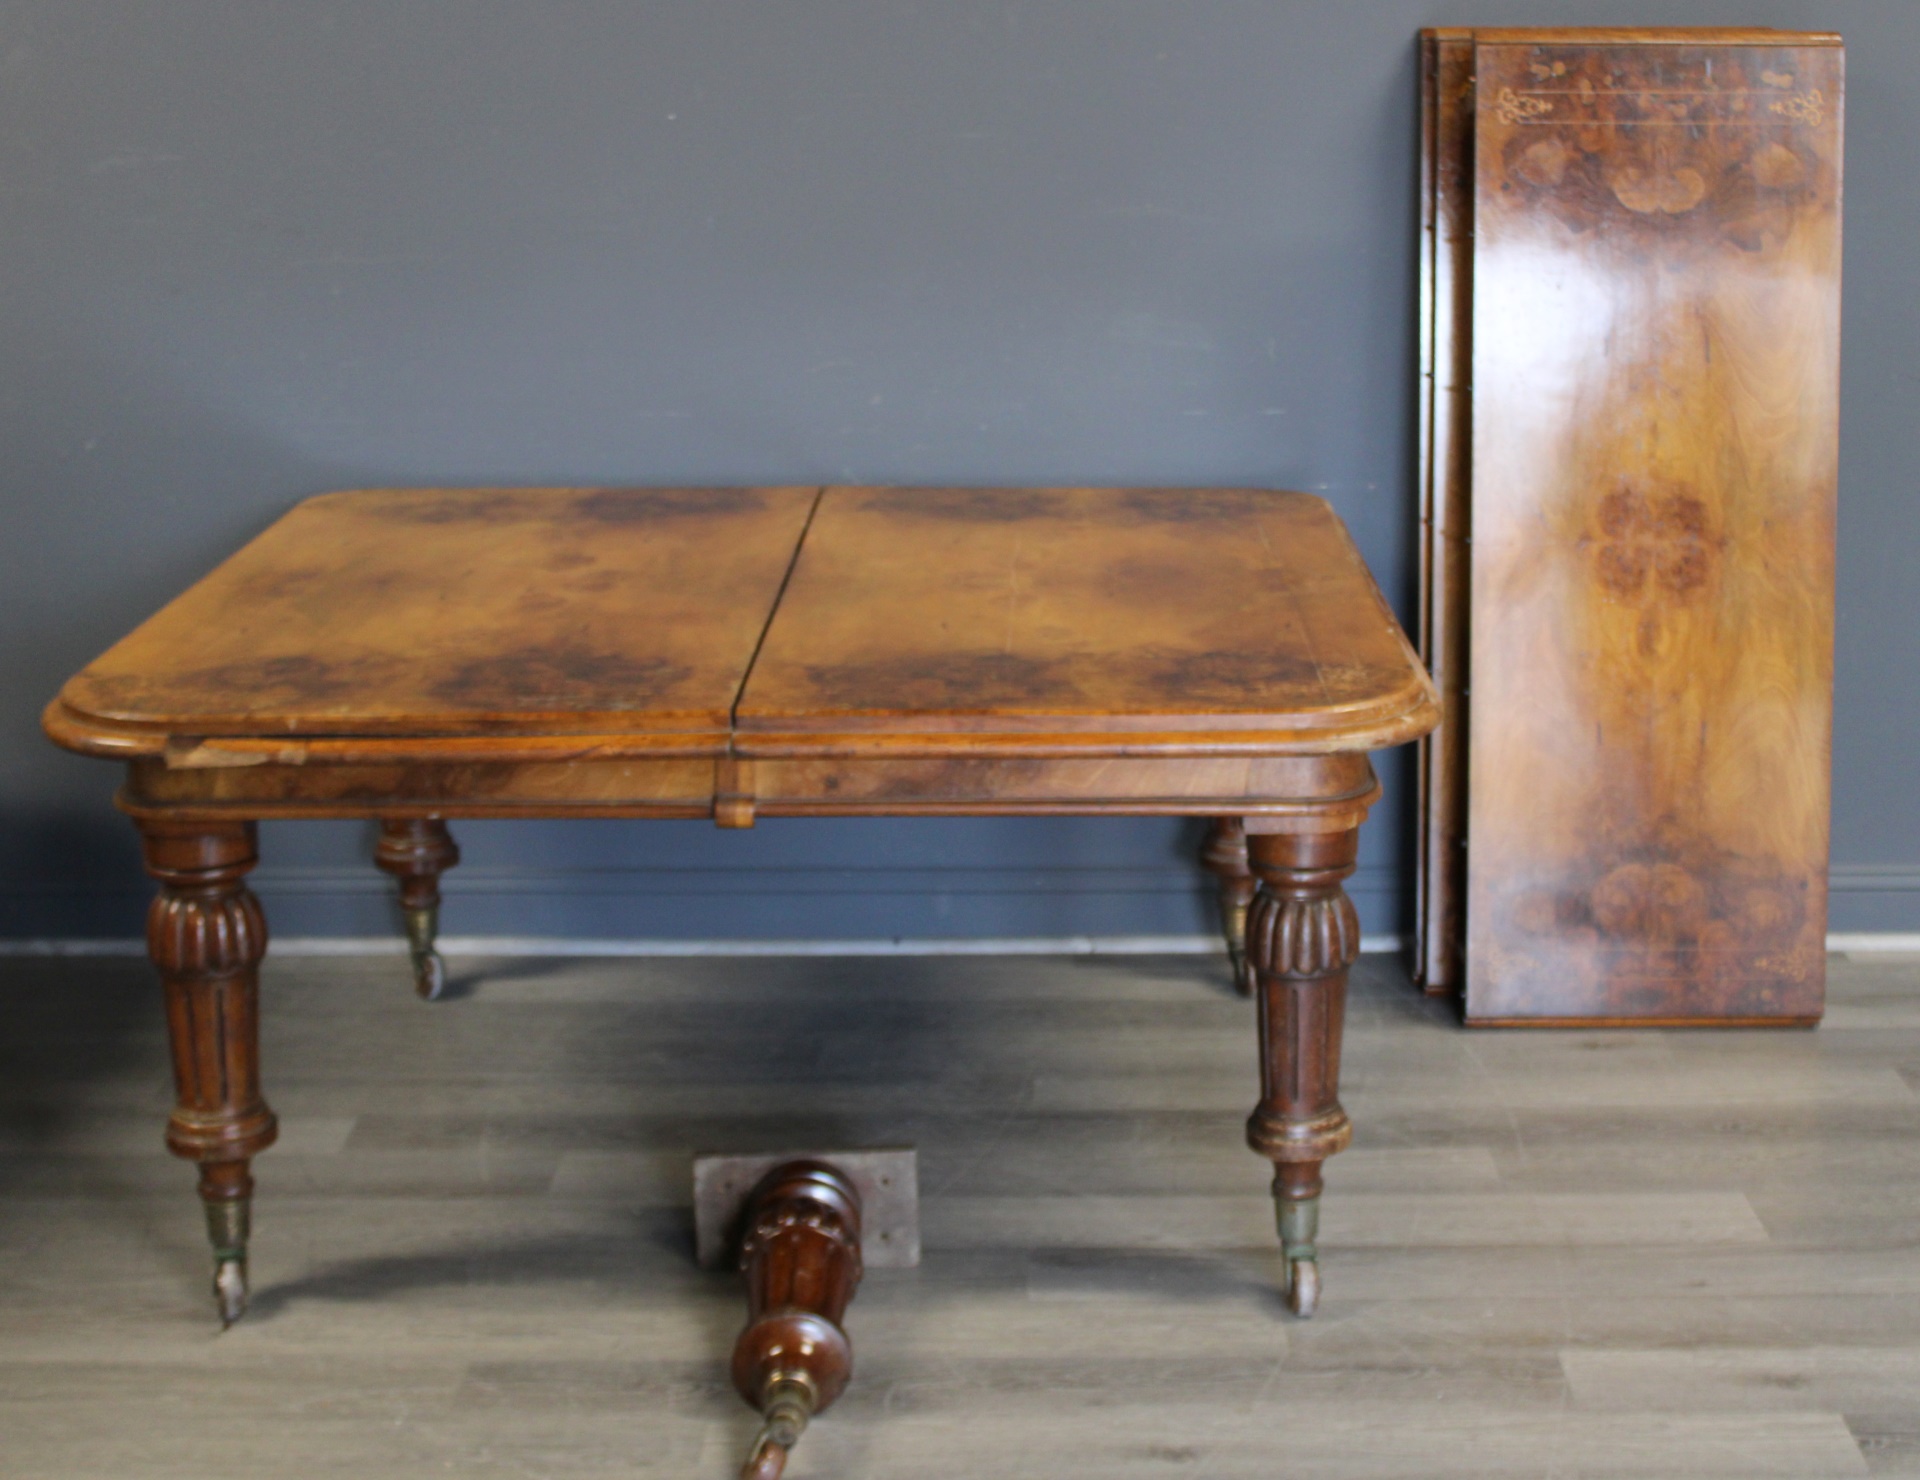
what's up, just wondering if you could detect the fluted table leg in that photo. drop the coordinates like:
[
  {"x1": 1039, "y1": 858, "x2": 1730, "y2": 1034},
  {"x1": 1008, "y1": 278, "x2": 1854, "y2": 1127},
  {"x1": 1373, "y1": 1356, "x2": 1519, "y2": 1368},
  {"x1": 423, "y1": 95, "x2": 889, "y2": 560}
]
[
  {"x1": 732, "y1": 1161, "x2": 865, "y2": 1480},
  {"x1": 139, "y1": 819, "x2": 278, "y2": 1326},
  {"x1": 1244, "y1": 825, "x2": 1361, "y2": 1317}
]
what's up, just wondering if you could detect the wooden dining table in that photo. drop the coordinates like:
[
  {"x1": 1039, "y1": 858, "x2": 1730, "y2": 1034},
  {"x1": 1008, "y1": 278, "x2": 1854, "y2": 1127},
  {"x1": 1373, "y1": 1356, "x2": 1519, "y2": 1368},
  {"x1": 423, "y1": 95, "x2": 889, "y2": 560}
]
[{"x1": 44, "y1": 484, "x2": 1437, "y2": 1324}]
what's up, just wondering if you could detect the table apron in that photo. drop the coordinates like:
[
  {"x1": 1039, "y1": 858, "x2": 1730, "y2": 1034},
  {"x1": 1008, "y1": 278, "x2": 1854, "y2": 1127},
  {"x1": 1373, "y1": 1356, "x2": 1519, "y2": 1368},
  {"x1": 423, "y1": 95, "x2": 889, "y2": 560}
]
[{"x1": 120, "y1": 752, "x2": 1379, "y2": 823}]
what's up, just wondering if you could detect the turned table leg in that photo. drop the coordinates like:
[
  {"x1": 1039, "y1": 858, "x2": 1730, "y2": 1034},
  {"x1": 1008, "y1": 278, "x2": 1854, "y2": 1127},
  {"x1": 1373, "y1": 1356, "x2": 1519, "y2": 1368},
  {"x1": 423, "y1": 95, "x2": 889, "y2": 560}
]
[
  {"x1": 1244, "y1": 825, "x2": 1360, "y2": 1317},
  {"x1": 731, "y1": 1161, "x2": 865, "y2": 1480},
  {"x1": 1200, "y1": 818, "x2": 1256, "y2": 995},
  {"x1": 139, "y1": 819, "x2": 279, "y2": 1326},
  {"x1": 374, "y1": 819, "x2": 460, "y2": 1000}
]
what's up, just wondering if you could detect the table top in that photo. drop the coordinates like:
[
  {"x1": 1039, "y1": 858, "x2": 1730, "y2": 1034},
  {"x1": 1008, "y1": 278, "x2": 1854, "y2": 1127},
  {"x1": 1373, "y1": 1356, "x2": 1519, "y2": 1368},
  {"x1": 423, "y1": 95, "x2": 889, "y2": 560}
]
[
  {"x1": 47, "y1": 486, "x2": 1436, "y2": 762},
  {"x1": 54, "y1": 486, "x2": 820, "y2": 750}
]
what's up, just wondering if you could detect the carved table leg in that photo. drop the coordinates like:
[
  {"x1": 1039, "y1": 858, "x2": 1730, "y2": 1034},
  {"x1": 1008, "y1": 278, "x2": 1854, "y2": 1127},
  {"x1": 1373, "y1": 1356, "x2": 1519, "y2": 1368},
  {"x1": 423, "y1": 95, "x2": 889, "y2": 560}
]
[
  {"x1": 139, "y1": 819, "x2": 278, "y2": 1326},
  {"x1": 374, "y1": 819, "x2": 460, "y2": 1000},
  {"x1": 1244, "y1": 825, "x2": 1360, "y2": 1317},
  {"x1": 1200, "y1": 817, "x2": 1256, "y2": 995},
  {"x1": 732, "y1": 1160, "x2": 864, "y2": 1480}
]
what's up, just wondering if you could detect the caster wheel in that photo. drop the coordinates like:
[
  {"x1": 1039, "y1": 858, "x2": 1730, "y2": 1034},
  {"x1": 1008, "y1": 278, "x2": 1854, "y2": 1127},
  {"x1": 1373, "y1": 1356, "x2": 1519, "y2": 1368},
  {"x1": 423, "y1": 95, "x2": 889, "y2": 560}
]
[
  {"x1": 213, "y1": 1257, "x2": 248, "y2": 1328},
  {"x1": 743, "y1": 1434, "x2": 791, "y2": 1480},
  {"x1": 1285, "y1": 1257, "x2": 1320, "y2": 1318},
  {"x1": 413, "y1": 951, "x2": 447, "y2": 1001}
]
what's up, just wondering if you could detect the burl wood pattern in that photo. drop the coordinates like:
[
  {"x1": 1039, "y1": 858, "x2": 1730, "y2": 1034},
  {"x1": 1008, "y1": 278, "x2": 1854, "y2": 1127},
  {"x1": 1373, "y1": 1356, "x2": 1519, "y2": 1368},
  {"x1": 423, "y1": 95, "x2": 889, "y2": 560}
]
[
  {"x1": 1419, "y1": 31, "x2": 1842, "y2": 1023},
  {"x1": 54, "y1": 486, "x2": 819, "y2": 745},
  {"x1": 140, "y1": 819, "x2": 278, "y2": 1325},
  {"x1": 736, "y1": 487, "x2": 1433, "y2": 753}
]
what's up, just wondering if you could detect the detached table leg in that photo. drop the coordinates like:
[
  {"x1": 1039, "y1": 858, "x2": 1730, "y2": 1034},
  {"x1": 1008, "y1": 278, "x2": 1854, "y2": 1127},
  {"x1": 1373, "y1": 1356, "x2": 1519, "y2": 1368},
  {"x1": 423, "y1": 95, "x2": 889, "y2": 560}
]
[
  {"x1": 1199, "y1": 818, "x2": 1256, "y2": 995},
  {"x1": 139, "y1": 819, "x2": 279, "y2": 1326},
  {"x1": 375, "y1": 819, "x2": 459, "y2": 1000},
  {"x1": 1244, "y1": 824, "x2": 1359, "y2": 1317}
]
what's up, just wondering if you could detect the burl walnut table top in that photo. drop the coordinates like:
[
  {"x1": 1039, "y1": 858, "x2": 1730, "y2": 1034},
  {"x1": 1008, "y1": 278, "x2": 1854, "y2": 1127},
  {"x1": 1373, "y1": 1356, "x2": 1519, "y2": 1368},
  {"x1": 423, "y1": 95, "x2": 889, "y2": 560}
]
[{"x1": 47, "y1": 486, "x2": 1436, "y2": 765}]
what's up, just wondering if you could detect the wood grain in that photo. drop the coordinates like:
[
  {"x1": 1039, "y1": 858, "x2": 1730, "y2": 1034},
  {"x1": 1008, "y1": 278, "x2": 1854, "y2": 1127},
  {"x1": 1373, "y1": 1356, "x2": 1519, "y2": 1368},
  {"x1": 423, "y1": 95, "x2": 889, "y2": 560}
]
[
  {"x1": 1417, "y1": 31, "x2": 1843, "y2": 1022},
  {"x1": 52, "y1": 486, "x2": 821, "y2": 748},
  {"x1": 49, "y1": 484, "x2": 1434, "y2": 789},
  {"x1": 1414, "y1": 30, "x2": 1476, "y2": 996},
  {"x1": 735, "y1": 487, "x2": 1435, "y2": 755},
  {"x1": 42, "y1": 483, "x2": 1434, "y2": 1324}
]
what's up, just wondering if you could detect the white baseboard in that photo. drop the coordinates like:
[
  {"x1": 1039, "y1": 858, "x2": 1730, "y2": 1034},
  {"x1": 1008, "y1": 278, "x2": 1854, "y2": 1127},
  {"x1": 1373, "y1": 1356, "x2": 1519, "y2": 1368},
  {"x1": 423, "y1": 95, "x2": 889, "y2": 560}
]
[
  {"x1": 1827, "y1": 933, "x2": 1920, "y2": 954},
  {"x1": 0, "y1": 932, "x2": 1403, "y2": 958},
  {"x1": 7, "y1": 932, "x2": 1917, "y2": 960}
]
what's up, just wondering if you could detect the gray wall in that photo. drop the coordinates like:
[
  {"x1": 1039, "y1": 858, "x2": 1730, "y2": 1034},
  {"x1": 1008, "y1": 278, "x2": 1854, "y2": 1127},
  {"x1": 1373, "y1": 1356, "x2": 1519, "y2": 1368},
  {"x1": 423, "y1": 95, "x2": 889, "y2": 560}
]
[{"x1": 4, "y1": 2, "x2": 1915, "y2": 944}]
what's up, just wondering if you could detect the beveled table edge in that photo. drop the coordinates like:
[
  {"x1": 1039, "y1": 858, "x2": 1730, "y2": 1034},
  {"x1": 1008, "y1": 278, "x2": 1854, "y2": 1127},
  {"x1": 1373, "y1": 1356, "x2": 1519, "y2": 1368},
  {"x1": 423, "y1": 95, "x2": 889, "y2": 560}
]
[
  {"x1": 43, "y1": 699, "x2": 733, "y2": 762},
  {"x1": 730, "y1": 695, "x2": 1439, "y2": 758},
  {"x1": 49, "y1": 694, "x2": 1440, "y2": 768}
]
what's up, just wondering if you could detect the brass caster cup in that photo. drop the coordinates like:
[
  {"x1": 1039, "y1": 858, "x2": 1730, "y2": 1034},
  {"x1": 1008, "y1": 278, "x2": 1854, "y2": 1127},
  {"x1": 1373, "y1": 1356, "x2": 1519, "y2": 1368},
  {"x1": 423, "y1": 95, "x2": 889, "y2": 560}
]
[
  {"x1": 205, "y1": 1197, "x2": 252, "y2": 1327},
  {"x1": 740, "y1": 1377, "x2": 814, "y2": 1480},
  {"x1": 404, "y1": 905, "x2": 448, "y2": 1000},
  {"x1": 1277, "y1": 1194, "x2": 1321, "y2": 1318}
]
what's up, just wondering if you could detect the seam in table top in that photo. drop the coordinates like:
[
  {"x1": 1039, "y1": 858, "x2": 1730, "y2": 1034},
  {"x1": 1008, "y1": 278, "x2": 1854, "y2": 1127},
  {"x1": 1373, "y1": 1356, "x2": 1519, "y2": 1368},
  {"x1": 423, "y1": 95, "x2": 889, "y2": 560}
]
[{"x1": 728, "y1": 486, "x2": 825, "y2": 740}]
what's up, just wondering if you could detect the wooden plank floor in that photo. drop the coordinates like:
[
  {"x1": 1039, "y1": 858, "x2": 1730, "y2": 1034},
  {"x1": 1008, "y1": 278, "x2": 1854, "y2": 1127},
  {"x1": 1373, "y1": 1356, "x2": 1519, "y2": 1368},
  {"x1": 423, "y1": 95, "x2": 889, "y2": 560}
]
[{"x1": 3, "y1": 949, "x2": 1917, "y2": 1478}]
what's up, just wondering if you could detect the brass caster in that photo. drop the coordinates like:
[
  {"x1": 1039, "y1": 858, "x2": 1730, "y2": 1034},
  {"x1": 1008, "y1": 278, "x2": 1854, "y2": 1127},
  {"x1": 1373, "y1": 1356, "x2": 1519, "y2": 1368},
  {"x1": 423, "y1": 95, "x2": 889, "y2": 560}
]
[
  {"x1": 1221, "y1": 900, "x2": 1253, "y2": 997},
  {"x1": 1228, "y1": 944, "x2": 1254, "y2": 997},
  {"x1": 1285, "y1": 1257, "x2": 1320, "y2": 1318},
  {"x1": 205, "y1": 1196, "x2": 252, "y2": 1327},
  {"x1": 742, "y1": 1436, "x2": 787, "y2": 1480},
  {"x1": 411, "y1": 948, "x2": 448, "y2": 1002},
  {"x1": 740, "y1": 1377, "x2": 812, "y2": 1480},
  {"x1": 213, "y1": 1256, "x2": 248, "y2": 1328},
  {"x1": 1276, "y1": 1193, "x2": 1321, "y2": 1317},
  {"x1": 403, "y1": 905, "x2": 448, "y2": 1001},
  {"x1": 1200, "y1": 819, "x2": 1255, "y2": 996}
]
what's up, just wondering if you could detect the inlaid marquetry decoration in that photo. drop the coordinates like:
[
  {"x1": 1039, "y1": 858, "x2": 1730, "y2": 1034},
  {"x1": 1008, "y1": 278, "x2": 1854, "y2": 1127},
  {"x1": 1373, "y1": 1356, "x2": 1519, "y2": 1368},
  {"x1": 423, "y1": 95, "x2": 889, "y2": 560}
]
[{"x1": 1416, "y1": 29, "x2": 1843, "y2": 1023}]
